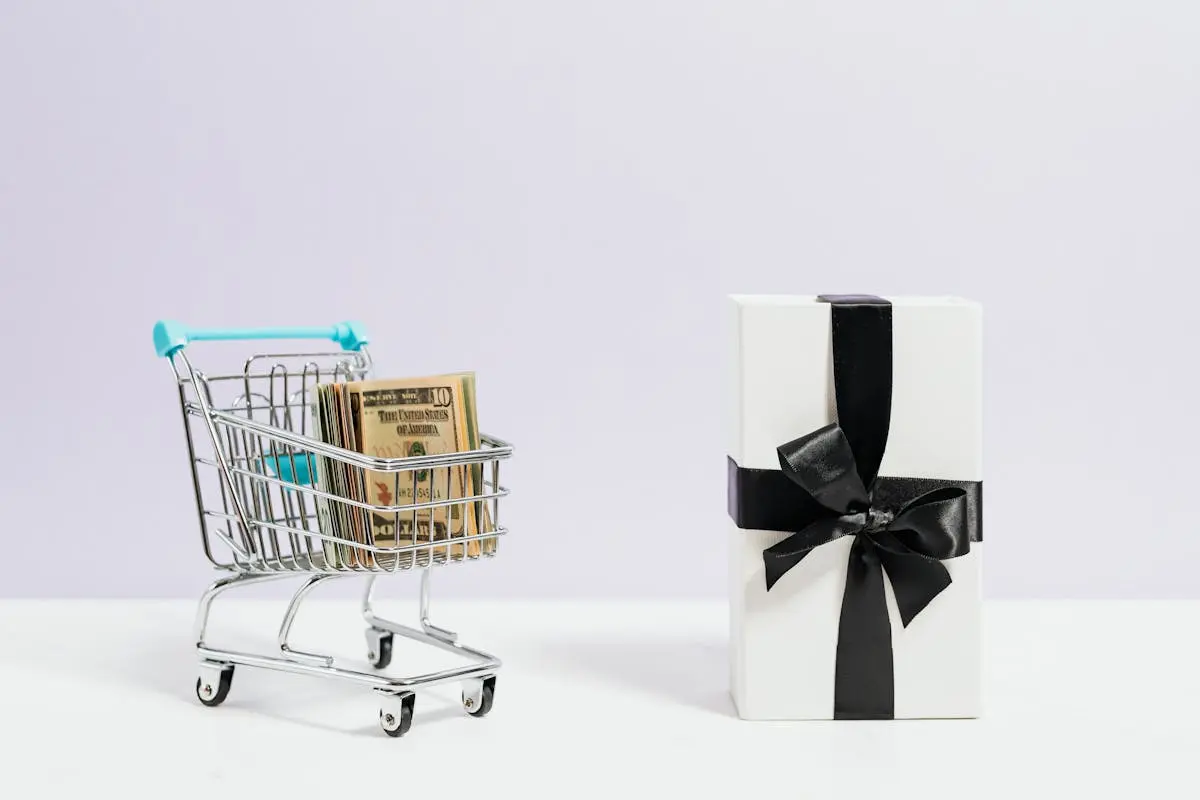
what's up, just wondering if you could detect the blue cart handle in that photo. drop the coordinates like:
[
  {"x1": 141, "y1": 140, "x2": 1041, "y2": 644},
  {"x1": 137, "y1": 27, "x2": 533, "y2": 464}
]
[{"x1": 153, "y1": 320, "x2": 369, "y2": 357}]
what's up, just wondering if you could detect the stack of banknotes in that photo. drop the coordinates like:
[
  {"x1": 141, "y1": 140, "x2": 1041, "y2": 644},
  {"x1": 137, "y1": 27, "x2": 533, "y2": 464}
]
[{"x1": 309, "y1": 372, "x2": 492, "y2": 567}]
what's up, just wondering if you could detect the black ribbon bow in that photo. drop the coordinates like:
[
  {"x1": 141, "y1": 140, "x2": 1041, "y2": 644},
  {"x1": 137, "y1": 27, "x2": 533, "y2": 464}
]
[
  {"x1": 765, "y1": 423, "x2": 971, "y2": 600},
  {"x1": 727, "y1": 294, "x2": 982, "y2": 720}
]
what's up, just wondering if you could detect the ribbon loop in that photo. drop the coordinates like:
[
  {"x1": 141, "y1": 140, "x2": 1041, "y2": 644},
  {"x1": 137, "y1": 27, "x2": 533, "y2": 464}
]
[
  {"x1": 887, "y1": 487, "x2": 972, "y2": 560},
  {"x1": 777, "y1": 424, "x2": 869, "y2": 514}
]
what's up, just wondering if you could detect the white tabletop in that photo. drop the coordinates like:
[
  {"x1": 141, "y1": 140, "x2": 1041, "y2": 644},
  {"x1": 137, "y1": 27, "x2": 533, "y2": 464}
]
[{"x1": 1, "y1": 598, "x2": 1196, "y2": 798}]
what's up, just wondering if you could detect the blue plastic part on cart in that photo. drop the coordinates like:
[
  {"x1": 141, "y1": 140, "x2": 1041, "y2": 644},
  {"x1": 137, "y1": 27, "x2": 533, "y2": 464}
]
[
  {"x1": 153, "y1": 320, "x2": 370, "y2": 357},
  {"x1": 260, "y1": 454, "x2": 316, "y2": 486}
]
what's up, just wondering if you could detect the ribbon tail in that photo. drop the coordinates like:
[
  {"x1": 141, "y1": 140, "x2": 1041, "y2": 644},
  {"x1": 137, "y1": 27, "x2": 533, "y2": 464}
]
[
  {"x1": 877, "y1": 548, "x2": 953, "y2": 628},
  {"x1": 833, "y1": 535, "x2": 895, "y2": 720},
  {"x1": 764, "y1": 547, "x2": 810, "y2": 592},
  {"x1": 763, "y1": 515, "x2": 863, "y2": 591}
]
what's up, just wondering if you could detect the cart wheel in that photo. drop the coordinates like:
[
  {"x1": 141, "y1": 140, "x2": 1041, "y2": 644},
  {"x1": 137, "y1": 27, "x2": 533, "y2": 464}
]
[
  {"x1": 379, "y1": 692, "x2": 415, "y2": 738},
  {"x1": 464, "y1": 675, "x2": 496, "y2": 718},
  {"x1": 366, "y1": 628, "x2": 394, "y2": 670},
  {"x1": 196, "y1": 666, "x2": 233, "y2": 707}
]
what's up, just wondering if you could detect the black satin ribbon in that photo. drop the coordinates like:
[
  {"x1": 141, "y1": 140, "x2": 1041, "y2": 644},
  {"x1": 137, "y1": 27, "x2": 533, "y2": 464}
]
[{"x1": 726, "y1": 294, "x2": 981, "y2": 720}]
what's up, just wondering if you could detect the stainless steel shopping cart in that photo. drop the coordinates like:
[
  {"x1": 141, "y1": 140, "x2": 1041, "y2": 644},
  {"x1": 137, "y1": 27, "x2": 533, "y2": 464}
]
[{"x1": 154, "y1": 320, "x2": 511, "y2": 737}]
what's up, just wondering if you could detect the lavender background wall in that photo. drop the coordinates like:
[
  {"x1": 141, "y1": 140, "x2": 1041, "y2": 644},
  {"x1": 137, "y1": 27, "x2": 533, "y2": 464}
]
[{"x1": 1, "y1": 1, "x2": 1197, "y2": 598}]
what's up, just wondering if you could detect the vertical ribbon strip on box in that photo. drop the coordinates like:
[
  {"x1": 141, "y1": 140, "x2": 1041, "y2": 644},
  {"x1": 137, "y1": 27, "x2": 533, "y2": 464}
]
[{"x1": 726, "y1": 294, "x2": 983, "y2": 720}]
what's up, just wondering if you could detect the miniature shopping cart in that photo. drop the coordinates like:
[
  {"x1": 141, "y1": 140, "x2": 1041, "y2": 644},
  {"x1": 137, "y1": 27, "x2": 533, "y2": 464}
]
[{"x1": 154, "y1": 320, "x2": 511, "y2": 737}]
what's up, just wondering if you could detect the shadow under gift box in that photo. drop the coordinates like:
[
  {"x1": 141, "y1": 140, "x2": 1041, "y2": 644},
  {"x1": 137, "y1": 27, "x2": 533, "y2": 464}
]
[{"x1": 726, "y1": 295, "x2": 983, "y2": 720}]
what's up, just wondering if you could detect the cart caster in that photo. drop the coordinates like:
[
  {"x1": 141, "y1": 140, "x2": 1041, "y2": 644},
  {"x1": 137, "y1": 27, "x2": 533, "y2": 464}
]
[
  {"x1": 196, "y1": 664, "x2": 233, "y2": 707},
  {"x1": 379, "y1": 692, "x2": 415, "y2": 738},
  {"x1": 366, "y1": 627, "x2": 394, "y2": 669},
  {"x1": 463, "y1": 675, "x2": 496, "y2": 718}
]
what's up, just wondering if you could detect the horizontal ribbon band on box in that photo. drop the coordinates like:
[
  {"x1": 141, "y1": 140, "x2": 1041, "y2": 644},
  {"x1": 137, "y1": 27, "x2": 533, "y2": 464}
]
[{"x1": 726, "y1": 294, "x2": 983, "y2": 721}]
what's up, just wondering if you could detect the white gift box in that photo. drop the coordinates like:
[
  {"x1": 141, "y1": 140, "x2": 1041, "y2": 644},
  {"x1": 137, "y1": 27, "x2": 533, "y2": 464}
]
[{"x1": 727, "y1": 295, "x2": 983, "y2": 720}]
